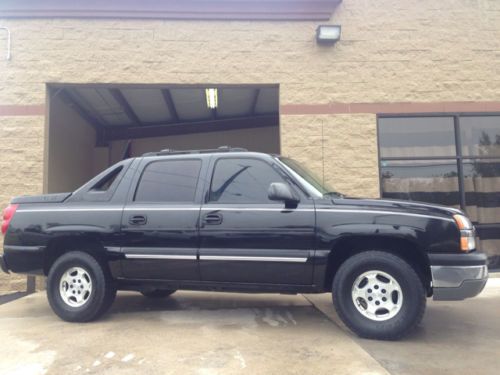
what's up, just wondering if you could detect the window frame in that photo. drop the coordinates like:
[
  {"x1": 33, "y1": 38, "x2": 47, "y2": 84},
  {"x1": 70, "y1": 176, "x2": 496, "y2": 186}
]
[
  {"x1": 377, "y1": 112, "x2": 500, "y2": 224},
  {"x1": 133, "y1": 157, "x2": 203, "y2": 204}
]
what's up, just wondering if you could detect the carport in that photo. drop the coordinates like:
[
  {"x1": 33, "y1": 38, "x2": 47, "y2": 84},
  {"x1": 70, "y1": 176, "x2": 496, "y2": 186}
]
[{"x1": 44, "y1": 84, "x2": 280, "y2": 194}]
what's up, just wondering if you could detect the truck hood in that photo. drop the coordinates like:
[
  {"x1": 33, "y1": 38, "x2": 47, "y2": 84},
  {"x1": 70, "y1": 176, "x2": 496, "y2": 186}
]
[{"x1": 331, "y1": 197, "x2": 462, "y2": 219}]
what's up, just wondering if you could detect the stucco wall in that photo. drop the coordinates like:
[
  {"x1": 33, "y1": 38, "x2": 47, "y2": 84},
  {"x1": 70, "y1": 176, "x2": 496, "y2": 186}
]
[{"x1": 1, "y1": 0, "x2": 500, "y2": 291}]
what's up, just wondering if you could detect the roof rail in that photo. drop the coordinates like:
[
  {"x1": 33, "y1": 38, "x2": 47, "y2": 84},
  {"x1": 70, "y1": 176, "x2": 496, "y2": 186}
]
[{"x1": 142, "y1": 146, "x2": 248, "y2": 157}]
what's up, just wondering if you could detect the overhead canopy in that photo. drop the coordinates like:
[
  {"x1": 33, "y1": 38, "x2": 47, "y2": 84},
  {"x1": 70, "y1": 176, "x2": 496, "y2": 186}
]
[
  {"x1": 0, "y1": 0, "x2": 342, "y2": 20},
  {"x1": 53, "y1": 84, "x2": 279, "y2": 145}
]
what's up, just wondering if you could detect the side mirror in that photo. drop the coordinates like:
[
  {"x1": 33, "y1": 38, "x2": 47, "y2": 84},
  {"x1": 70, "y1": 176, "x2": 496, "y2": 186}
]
[{"x1": 268, "y1": 182, "x2": 300, "y2": 207}]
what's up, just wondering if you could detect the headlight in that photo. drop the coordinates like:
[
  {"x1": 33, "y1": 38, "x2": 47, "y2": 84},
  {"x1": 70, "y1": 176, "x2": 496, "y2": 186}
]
[
  {"x1": 453, "y1": 214, "x2": 473, "y2": 230},
  {"x1": 453, "y1": 214, "x2": 476, "y2": 252}
]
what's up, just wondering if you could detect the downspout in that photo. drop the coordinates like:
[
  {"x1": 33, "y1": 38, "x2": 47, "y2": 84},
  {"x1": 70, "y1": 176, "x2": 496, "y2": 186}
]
[{"x1": 0, "y1": 27, "x2": 11, "y2": 60}]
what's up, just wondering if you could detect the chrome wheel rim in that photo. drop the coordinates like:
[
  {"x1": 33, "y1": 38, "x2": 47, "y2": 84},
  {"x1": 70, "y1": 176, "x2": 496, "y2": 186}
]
[
  {"x1": 59, "y1": 267, "x2": 92, "y2": 308},
  {"x1": 351, "y1": 270, "x2": 403, "y2": 321}
]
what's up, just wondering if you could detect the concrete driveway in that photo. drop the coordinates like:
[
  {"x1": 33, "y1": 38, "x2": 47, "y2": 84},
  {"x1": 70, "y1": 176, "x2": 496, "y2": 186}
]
[{"x1": 0, "y1": 278, "x2": 498, "y2": 375}]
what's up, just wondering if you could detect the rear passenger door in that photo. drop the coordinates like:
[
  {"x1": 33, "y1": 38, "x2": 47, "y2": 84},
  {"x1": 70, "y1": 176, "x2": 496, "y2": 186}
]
[
  {"x1": 199, "y1": 156, "x2": 315, "y2": 285},
  {"x1": 120, "y1": 157, "x2": 204, "y2": 280}
]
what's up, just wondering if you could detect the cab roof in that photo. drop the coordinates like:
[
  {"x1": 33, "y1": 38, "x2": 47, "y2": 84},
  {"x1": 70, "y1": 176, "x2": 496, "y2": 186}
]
[
  {"x1": 141, "y1": 146, "x2": 276, "y2": 159},
  {"x1": 141, "y1": 146, "x2": 248, "y2": 156}
]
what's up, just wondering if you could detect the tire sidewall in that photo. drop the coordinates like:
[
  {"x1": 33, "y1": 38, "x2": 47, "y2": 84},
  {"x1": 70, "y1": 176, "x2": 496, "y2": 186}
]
[
  {"x1": 47, "y1": 252, "x2": 107, "y2": 322},
  {"x1": 333, "y1": 251, "x2": 425, "y2": 339}
]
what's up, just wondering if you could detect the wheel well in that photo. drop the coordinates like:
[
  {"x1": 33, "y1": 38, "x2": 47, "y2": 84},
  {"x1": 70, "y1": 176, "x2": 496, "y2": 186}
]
[
  {"x1": 323, "y1": 236, "x2": 432, "y2": 295},
  {"x1": 43, "y1": 236, "x2": 106, "y2": 275}
]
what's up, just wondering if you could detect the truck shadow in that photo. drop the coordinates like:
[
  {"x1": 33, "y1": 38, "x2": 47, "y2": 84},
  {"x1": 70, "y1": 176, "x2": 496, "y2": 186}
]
[{"x1": 106, "y1": 290, "x2": 311, "y2": 315}]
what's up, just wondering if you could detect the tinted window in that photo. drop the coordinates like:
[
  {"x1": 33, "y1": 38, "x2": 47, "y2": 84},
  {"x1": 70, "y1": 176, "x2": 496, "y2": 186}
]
[
  {"x1": 460, "y1": 116, "x2": 500, "y2": 157},
  {"x1": 380, "y1": 159, "x2": 460, "y2": 207},
  {"x1": 378, "y1": 117, "x2": 456, "y2": 158},
  {"x1": 209, "y1": 158, "x2": 285, "y2": 204},
  {"x1": 91, "y1": 166, "x2": 123, "y2": 192},
  {"x1": 135, "y1": 159, "x2": 201, "y2": 203}
]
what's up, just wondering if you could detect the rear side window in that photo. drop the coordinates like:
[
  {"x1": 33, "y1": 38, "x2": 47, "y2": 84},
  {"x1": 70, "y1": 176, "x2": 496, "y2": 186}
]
[
  {"x1": 209, "y1": 158, "x2": 285, "y2": 204},
  {"x1": 135, "y1": 159, "x2": 201, "y2": 203},
  {"x1": 91, "y1": 166, "x2": 123, "y2": 192}
]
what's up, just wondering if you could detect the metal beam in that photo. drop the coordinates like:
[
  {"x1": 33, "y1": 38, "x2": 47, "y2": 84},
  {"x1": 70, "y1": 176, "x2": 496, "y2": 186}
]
[
  {"x1": 161, "y1": 89, "x2": 179, "y2": 122},
  {"x1": 103, "y1": 114, "x2": 279, "y2": 141},
  {"x1": 59, "y1": 89, "x2": 108, "y2": 146},
  {"x1": 109, "y1": 88, "x2": 142, "y2": 125}
]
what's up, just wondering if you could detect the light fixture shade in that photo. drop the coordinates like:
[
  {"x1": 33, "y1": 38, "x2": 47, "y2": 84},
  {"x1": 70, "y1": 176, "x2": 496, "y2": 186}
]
[
  {"x1": 205, "y1": 88, "x2": 218, "y2": 109},
  {"x1": 316, "y1": 25, "x2": 341, "y2": 44}
]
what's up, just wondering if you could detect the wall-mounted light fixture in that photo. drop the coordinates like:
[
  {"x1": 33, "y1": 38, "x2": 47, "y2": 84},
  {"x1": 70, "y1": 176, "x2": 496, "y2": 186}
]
[
  {"x1": 205, "y1": 88, "x2": 218, "y2": 109},
  {"x1": 316, "y1": 25, "x2": 341, "y2": 45}
]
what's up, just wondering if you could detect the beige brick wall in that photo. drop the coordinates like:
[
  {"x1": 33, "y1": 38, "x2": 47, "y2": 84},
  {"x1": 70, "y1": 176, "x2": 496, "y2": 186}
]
[
  {"x1": 0, "y1": 116, "x2": 44, "y2": 293},
  {"x1": 1, "y1": 0, "x2": 500, "y2": 104},
  {"x1": 281, "y1": 114, "x2": 379, "y2": 198},
  {"x1": 1, "y1": 0, "x2": 500, "y2": 291}
]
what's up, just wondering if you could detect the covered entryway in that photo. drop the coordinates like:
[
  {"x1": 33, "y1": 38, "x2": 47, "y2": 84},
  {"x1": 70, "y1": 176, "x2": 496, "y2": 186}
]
[{"x1": 45, "y1": 84, "x2": 280, "y2": 193}]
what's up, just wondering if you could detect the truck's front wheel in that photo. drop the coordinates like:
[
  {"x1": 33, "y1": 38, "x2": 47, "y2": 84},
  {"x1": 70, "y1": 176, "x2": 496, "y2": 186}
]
[
  {"x1": 332, "y1": 250, "x2": 426, "y2": 340},
  {"x1": 47, "y1": 251, "x2": 116, "y2": 322}
]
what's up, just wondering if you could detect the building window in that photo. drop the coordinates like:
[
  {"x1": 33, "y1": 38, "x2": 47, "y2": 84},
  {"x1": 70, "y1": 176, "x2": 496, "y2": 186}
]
[
  {"x1": 380, "y1": 159, "x2": 460, "y2": 207},
  {"x1": 378, "y1": 115, "x2": 500, "y2": 268},
  {"x1": 378, "y1": 117, "x2": 456, "y2": 158}
]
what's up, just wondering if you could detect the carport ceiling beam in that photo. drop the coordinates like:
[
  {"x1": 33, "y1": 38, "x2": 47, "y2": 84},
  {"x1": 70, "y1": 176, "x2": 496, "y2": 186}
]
[
  {"x1": 103, "y1": 114, "x2": 278, "y2": 141},
  {"x1": 161, "y1": 89, "x2": 179, "y2": 122},
  {"x1": 109, "y1": 88, "x2": 143, "y2": 126},
  {"x1": 59, "y1": 89, "x2": 108, "y2": 147}
]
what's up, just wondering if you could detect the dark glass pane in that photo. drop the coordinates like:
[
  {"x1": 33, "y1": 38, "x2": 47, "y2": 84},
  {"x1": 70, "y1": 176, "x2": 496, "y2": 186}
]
[
  {"x1": 135, "y1": 160, "x2": 201, "y2": 202},
  {"x1": 380, "y1": 159, "x2": 460, "y2": 206},
  {"x1": 463, "y1": 159, "x2": 500, "y2": 224},
  {"x1": 210, "y1": 158, "x2": 285, "y2": 204},
  {"x1": 91, "y1": 166, "x2": 123, "y2": 191},
  {"x1": 460, "y1": 116, "x2": 500, "y2": 157},
  {"x1": 378, "y1": 117, "x2": 456, "y2": 158}
]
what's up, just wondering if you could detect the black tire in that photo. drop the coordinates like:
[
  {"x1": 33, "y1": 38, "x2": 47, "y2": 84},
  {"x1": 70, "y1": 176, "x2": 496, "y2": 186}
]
[
  {"x1": 47, "y1": 251, "x2": 116, "y2": 322},
  {"x1": 140, "y1": 289, "x2": 176, "y2": 298},
  {"x1": 332, "y1": 250, "x2": 426, "y2": 340}
]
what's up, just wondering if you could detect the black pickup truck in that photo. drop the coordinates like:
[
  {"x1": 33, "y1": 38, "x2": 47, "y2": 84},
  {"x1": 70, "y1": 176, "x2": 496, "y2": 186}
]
[{"x1": 0, "y1": 147, "x2": 488, "y2": 339}]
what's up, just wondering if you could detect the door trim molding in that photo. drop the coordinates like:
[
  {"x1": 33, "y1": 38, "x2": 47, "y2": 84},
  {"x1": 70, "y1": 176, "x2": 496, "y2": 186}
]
[
  {"x1": 124, "y1": 254, "x2": 196, "y2": 260},
  {"x1": 200, "y1": 255, "x2": 308, "y2": 263}
]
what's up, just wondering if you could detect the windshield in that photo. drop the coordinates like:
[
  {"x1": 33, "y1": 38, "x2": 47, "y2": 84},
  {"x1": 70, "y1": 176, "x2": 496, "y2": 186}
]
[{"x1": 276, "y1": 157, "x2": 341, "y2": 198}]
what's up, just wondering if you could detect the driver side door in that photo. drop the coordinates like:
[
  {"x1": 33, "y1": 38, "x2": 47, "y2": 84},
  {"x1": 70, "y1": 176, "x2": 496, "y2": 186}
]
[{"x1": 199, "y1": 156, "x2": 315, "y2": 285}]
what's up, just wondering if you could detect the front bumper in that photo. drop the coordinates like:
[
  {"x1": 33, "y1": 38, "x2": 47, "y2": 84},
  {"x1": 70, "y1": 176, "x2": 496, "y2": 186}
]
[{"x1": 430, "y1": 253, "x2": 488, "y2": 301}]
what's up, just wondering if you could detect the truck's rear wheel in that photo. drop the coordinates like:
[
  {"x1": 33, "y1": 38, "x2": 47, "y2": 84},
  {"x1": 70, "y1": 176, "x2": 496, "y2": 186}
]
[
  {"x1": 47, "y1": 251, "x2": 116, "y2": 322},
  {"x1": 332, "y1": 250, "x2": 426, "y2": 340}
]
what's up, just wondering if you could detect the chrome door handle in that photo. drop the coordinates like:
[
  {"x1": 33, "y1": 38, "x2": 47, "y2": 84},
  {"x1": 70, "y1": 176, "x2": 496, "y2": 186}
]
[
  {"x1": 202, "y1": 213, "x2": 223, "y2": 225},
  {"x1": 129, "y1": 215, "x2": 147, "y2": 225}
]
